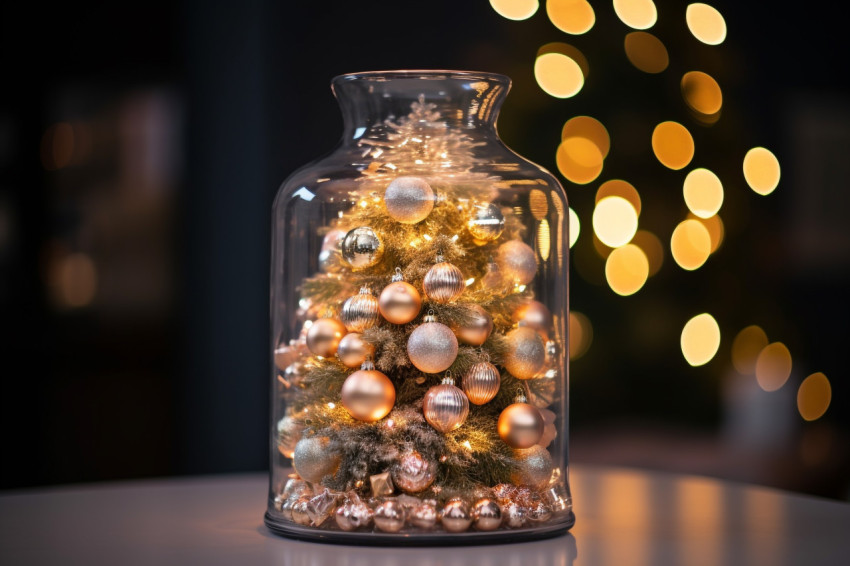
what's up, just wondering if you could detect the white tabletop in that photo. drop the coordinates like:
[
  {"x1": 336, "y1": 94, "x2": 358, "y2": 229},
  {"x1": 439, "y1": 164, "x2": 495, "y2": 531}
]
[{"x1": 1, "y1": 465, "x2": 848, "y2": 565}]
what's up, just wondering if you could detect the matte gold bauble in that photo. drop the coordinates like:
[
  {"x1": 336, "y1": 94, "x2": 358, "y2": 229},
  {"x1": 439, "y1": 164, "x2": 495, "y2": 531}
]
[
  {"x1": 378, "y1": 269, "x2": 422, "y2": 324},
  {"x1": 498, "y1": 397, "x2": 545, "y2": 448},
  {"x1": 293, "y1": 436, "x2": 340, "y2": 483},
  {"x1": 384, "y1": 176, "x2": 435, "y2": 224},
  {"x1": 390, "y1": 449, "x2": 437, "y2": 493},
  {"x1": 341, "y1": 226, "x2": 384, "y2": 269},
  {"x1": 496, "y1": 240, "x2": 538, "y2": 285},
  {"x1": 462, "y1": 361, "x2": 500, "y2": 405},
  {"x1": 423, "y1": 374, "x2": 469, "y2": 433},
  {"x1": 423, "y1": 258, "x2": 465, "y2": 303},
  {"x1": 452, "y1": 304, "x2": 493, "y2": 346},
  {"x1": 336, "y1": 332, "x2": 374, "y2": 368},
  {"x1": 340, "y1": 361, "x2": 395, "y2": 422},
  {"x1": 504, "y1": 327, "x2": 546, "y2": 379},
  {"x1": 305, "y1": 318, "x2": 347, "y2": 357},
  {"x1": 341, "y1": 287, "x2": 380, "y2": 332},
  {"x1": 467, "y1": 202, "x2": 505, "y2": 241},
  {"x1": 511, "y1": 445, "x2": 555, "y2": 490},
  {"x1": 407, "y1": 313, "x2": 458, "y2": 373},
  {"x1": 512, "y1": 300, "x2": 553, "y2": 339}
]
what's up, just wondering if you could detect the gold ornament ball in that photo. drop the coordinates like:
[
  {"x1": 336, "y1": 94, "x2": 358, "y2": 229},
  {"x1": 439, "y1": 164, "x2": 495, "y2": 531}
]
[
  {"x1": 306, "y1": 318, "x2": 347, "y2": 357},
  {"x1": 384, "y1": 176, "x2": 436, "y2": 224},
  {"x1": 391, "y1": 450, "x2": 437, "y2": 493},
  {"x1": 340, "y1": 367, "x2": 395, "y2": 422},
  {"x1": 504, "y1": 327, "x2": 546, "y2": 379},
  {"x1": 441, "y1": 498, "x2": 473, "y2": 532},
  {"x1": 423, "y1": 260, "x2": 465, "y2": 303},
  {"x1": 472, "y1": 498, "x2": 502, "y2": 531},
  {"x1": 467, "y1": 202, "x2": 505, "y2": 241},
  {"x1": 498, "y1": 402, "x2": 545, "y2": 448},
  {"x1": 336, "y1": 332, "x2": 374, "y2": 368},
  {"x1": 409, "y1": 501, "x2": 438, "y2": 529},
  {"x1": 512, "y1": 300, "x2": 553, "y2": 338},
  {"x1": 341, "y1": 226, "x2": 384, "y2": 269},
  {"x1": 496, "y1": 240, "x2": 538, "y2": 285},
  {"x1": 511, "y1": 445, "x2": 555, "y2": 490},
  {"x1": 407, "y1": 320, "x2": 458, "y2": 374},
  {"x1": 276, "y1": 415, "x2": 305, "y2": 458},
  {"x1": 374, "y1": 500, "x2": 406, "y2": 533},
  {"x1": 341, "y1": 288, "x2": 380, "y2": 332},
  {"x1": 462, "y1": 361, "x2": 500, "y2": 405},
  {"x1": 378, "y1": 281, "x2": 422, "y2": 324},
  {"x1": 293, "y1": 436, "x2": 340, "y2": 483},
  {"x1": 423, "y1": 378, "x2": 469, "y2": 433},
  {"x1": 321, "y1": 228, "x2": 347, "y2": 251},
  {"x1": 453, "y1": 304, "x2": 493, "y2": 346}
]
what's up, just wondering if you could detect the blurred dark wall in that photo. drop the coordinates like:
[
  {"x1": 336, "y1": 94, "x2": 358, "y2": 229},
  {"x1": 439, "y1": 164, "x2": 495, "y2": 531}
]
[{"x1": 1, "y1": 0, "x2": 848, "y2": 496}]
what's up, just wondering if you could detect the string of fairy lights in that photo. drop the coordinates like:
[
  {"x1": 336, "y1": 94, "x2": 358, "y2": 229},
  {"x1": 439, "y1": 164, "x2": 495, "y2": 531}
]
[{"x1": 489, "y1": 0, "x2": 832, "y2": 423}]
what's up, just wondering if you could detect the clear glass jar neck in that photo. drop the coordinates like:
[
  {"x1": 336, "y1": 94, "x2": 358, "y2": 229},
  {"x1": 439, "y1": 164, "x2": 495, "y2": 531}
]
[{"x1": 331, "y1": 71, "x2": 510, "y2": 144}]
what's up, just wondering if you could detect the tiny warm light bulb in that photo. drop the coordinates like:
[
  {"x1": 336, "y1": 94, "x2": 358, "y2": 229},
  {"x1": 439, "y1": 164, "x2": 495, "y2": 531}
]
[{"x1": 680, "y1": 313, "x2": 721, "y2": 366}]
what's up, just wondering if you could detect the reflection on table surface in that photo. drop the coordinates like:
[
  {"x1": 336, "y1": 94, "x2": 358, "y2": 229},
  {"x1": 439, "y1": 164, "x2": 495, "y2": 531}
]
[{"x1": 1, "y1": 465, "x2": 849, "y2": 566}]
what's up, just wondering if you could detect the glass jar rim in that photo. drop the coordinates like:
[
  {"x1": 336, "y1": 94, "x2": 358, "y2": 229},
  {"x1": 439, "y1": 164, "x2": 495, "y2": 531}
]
[{"x1": 332, "y1": 69, "x2": 511, "y2": 87}]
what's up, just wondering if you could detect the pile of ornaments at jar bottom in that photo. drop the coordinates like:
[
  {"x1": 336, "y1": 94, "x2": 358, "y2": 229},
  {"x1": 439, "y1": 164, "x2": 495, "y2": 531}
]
[{"x1": 274, "y1": 477, "x2": 571, "y2": 534}]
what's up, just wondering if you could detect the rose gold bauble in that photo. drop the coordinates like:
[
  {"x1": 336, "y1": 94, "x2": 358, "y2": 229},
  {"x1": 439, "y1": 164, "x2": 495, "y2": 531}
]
[
  {"x1": 423, "y1": 259, "x2": 465, "y2": 303},
  {"x1": 384, "y1": 176, "x2": 435, "y2": 224},
  {"x1": 498, "y1": 402, "x2": 545, "y2": 448},
  {"x1": 467, "y1": 202, "x2": 505, "y2": 241},
  {"x1": 378, "y1": 281, "x2": 422, "y2": 324},
  {"x1": 423, "y1": 375, "x2": 469, "y2": 432},
  {"x1": 453, "y1": 304, "x2": 493, "y2": 346},
  {"x1": 340, "y1": 362, "x2": 395, "y2": 422},
  {"x1": 407, "y1": 314, "x2": 458, "y2": 373},
  {"x1": 496, "y1": 240, "x2": 538, "y2": 285},
  {"x1": 306, "y1": 318, "x2": 347, "y2": 357},
  {"x1": 336, "y1": 332, "x2": 374, "y2": 368},
  {"x1": 511, "y1": 445, "x2": 555, "y2": 490},
  {"x1": 390, "y1": 449, "x2": 437, "y2": 493},
  {"x1": 504, "y1": 327, "x2": 546, "y2": 379},
  {"x1": 462, "y1": 361, "x2": 500, "y2": 405},
  {"x1": 341, "y1": 287, "x2": 380, "y2": 332},
  {"x1": 512, "y1": 300, "x2": 553, "y2": 339}
]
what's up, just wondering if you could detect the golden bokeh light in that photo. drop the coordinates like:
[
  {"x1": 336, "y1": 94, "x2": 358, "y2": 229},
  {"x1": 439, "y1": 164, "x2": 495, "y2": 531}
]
[
  {"x1": 743, "y1": 147, "x2": 781, "y2": 195},
  {"x1": 755, "y1": 342, "x2": 792, "y2": 392},
  {"x1": 670, "y1": 219, "x2": 711, "y2": 270},
  {"x1": 593, "y1": 196, "x2": 639, "y2": 247},
  {"x1": 51, "y1": 252, "x2": 98, "y2": 308},
  {"x1": 683, "y1": 168, "x2": 724, "y2": 218},
  {"x1": 40, "y1": 122, "x2": 75, "y2": 171},
  {"x1": 490, "y1": 0, "x2": 540, "y2": 20},
  {"x1": 568, "y1": 207, "x2": 581, "y2": 247},
  {"x1": 569, "y1": 311, "x2": 593, "y2": 359},
  {"x1": 538, "y1": 219, "x2": 551, "y2": 260},
  {"x1": 562, "y1": 116, "x2": 610, "y2": 159},
  {"x1": 529, "y1": 189, "x2": 549, "y2": 219},
  {"x1": 605, "y1": 244, "x2": 649, "y2": 296},
  {"x1": 681, "y1": 71, "x2": 723, "y2": 116},
  {"x1": 557, "y1": 137, "x2": 604, "y2": 184},
  {"x1": 688, "y1": 213, "x2": 724, "y2": 253},
  {"x1": 624, "y1": 31, "x2": 669, "y2": 74},
  {"x1": 613, "y1": 0, "x2": 658, "y2": 30},
  {"x1": 797, "y1": 372, "x2": 832, "y2": 421},
  {"x1": 596, "y1": 179, "x2": 641, "y2": 216},
  {"x1": 535, "y1": 52, "x2": 585, "y2": 99},
  {"x1": 686, "y1": 3, "x2": 727, "y2": 45},
  {"x1": 652, "y1": 121, "x2": 695, "y2": 170},
  {"x1": 631, "y1": 230, "x2": 664, "y2": 276},
  {"x1": 680, "y1": 313, "x2": 721, "y2": 367},
  {"x1": 547, "y1": 0, "x2": 595, "y2": 35},
  {"x1": 731, "y1": 325, "x2": 768, "y2": 374},
  {"x1": 592, "y1": 233, "x2": 613, "y2": 259}
]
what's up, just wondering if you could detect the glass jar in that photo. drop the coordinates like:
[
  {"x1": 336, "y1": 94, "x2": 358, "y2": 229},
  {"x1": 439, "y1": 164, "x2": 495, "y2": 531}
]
[{"x1": 266, "y1": 70, "x2": 573, "y2": 544}]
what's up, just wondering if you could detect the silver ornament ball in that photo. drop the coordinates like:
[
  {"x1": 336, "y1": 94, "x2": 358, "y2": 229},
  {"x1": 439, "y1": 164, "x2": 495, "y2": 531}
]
[
  {"x1": 342, "y1": 226, "x2": 384, "y2": 269},
  {"x1": 467, "y1": 202, "x2": 505, "y2": 241}
]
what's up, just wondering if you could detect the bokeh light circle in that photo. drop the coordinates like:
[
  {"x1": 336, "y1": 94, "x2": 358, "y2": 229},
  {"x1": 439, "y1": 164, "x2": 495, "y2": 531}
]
[
  {"x1": 596, "y1": 179, "x2": 641, "y2": 216},
  {"x1": 593, "y1": 196, "x2": 639, "y2": 247},
  {"x1": 652, "y1": 121, "x2": 695, "y2": 170},
  {"x1": 568, "y1": 207, "x2": 581, "y2": 247},
  {"x1": 686, "y1": 3, "x2": 727, "y2": 45},
  {"x1": 797, "y1": 372, "x2": 832, "y2": 421},
  {"x1": 569, "y1": 311, "x2": 593, "y2": 359},
  {"x1": 535, "y1": 52, "x2": 584, "y2": 98},
  {"x1": 605, "y1": 244, "x2": 649, "y2": 296},
  {"x1": 613, "y1": 0, "x2": 658, "y2": 30},
  {"x1": 683, "y1": 168, "x2": 724, "y2": 218},
  {"x1": 624, "y1": 31, "x2": 669, "y2": 73},
  {"x1": 631, "y1": 230, "x2": 664, "y2": 276},
  {"x1": 547, "y1": 0, "x2": 595, "y2": 35},
  {"x1": 688, "y1": 213, "x2": 724, "y2": 253},
  {"x1": 562, "y1": 116, "x2": 610, "y2": 159},
  {"x1": 490, "y1": 0, "x2": 540, "y2": 21},
  {"x1": 680, "y1": 313, "x2": 721, "y2": 366},
  {"x1": 681, "y1": 71, "x2": 723, "y2": 115},
  {"x1": 731, "y1": 325, "x2": 768, "y2": 374},
  {"x1": 743, "y1": 147, "x2": 781, "y2": 195},
  {"x1": 670, "y1": 219, "x2": 711, "y2": 270},
  {"x1": 755, "y1": 342, "x2": 792, "y2": 392},
  {"x1": 557, "y1": 137, "x2": 603, "y2": 184}
]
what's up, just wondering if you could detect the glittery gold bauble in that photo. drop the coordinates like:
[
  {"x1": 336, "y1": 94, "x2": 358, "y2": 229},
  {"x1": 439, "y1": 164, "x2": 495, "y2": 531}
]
[
  {"x1": 462, "y1": 361, "x2": 500, "y2": 405},
  {"x1": 423, "y1": 259, "x2": 465, "y2": 303},
  {"x1": 306, "y1": 318, "x2": 347, "y2": 357},
  {"x1": 340, "y1": 361, "x2": 395, "y2": 422},
  {"x1": 504, "y1": 327, "x2": 546, "y2": 379},
  {"x1": 384, "y1": 176, "x2": 435, "y2": 224},
  {"x1": 453, "y1": 304, "x2": 493, "y2": 346},
  {"x1": 440, "y1": 498, "x2": 472, "y2": 532},
  {"x1": 511, "y1": 445, "x2": 555, "y2": 490},
  {"x1": 467, "y1": 202, "x2": 505, "y2": 241},
  {"x1": 378, "y1": 270, "x2": 422, "y2": 324},
  {"x1": 423, "y1": 375, "x2": 469, "y2": 432},
  {"x1": 391, "y1": 449, "x2": 437, "y2": 493},
  {"x1": 407, "y1": 315, "x2": 458, "y2": 373},
  {"x1": 472, "y1": 498, "x2": 502, "y2": 531},
  {"x1": 374, "y1": 500, "x2": 405, "y2": 533},
  {"x1": 276, "y1": 415, "x2": 304, "y2": 458},
  {"x1": 341, "y1": 287, "x2": 380, "y2": 332},
  {"x1": 498, "y1": 401, "x2": 545, "y2": 448},
  {"x1": 293, "y1": 436, "x2": 340, "y2": 483},
  {"x1": 336, "y1": 332, "x2": 374, "y2": 368},
  {"x1": 341, "y1": 226, "x2": 384, "y2": 269},
  {"x1": 512, "y1": 300, "x2": 553, "y2": 338},
  {"x1": 496, "y1": 240, "x2": 538, "y2": 285}
]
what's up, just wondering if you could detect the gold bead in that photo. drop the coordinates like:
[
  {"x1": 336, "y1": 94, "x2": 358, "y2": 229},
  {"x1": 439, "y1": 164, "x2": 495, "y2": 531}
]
[
  {"x1": 378, "y1": 273, "x2": 422, "y2": 325},
  {"x1": 305, "y1": 318, "x2": 347, "y2": 357},
  {"x1": 504, "y1": 327, "x2": 546, "y2": 379},
  {"x1": 498, "y1": 402, "x2": 545, "y2": 448},
  {"x1": 340, "y1": 362, "x2": 395, "y2": 422},
  {"x1": 452, "y1": 304, "x2": 493, "y2": 346}
]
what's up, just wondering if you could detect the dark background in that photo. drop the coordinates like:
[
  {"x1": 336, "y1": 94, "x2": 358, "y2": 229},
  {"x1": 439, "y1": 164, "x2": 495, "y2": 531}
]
[{"x1": 1, "y1": 1, "x2": 848, "y2": 498}]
